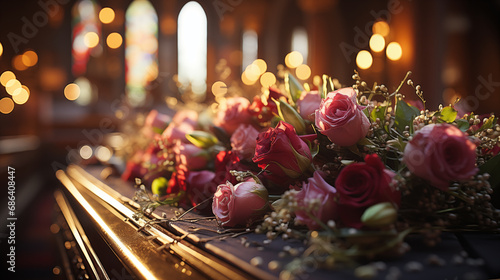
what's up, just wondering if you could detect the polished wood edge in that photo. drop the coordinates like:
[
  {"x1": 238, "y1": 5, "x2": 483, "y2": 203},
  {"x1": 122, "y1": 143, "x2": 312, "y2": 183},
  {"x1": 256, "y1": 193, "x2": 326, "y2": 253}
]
[
  {"x1": 57, "y1": 166, "x2": 264, "y2": 280},
  {"x1": 54, "y1": 189, "x2": 110, "y2": 280}
]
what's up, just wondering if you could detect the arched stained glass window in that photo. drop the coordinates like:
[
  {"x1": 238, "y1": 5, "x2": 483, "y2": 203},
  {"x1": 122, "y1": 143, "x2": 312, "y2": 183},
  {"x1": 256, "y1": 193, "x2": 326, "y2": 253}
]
[
  {"x1": 125, "y1": 0, "x2": 158, "y2": 106},
  {"x1": 291, "y1": 27, "x2": 308, "y2": 64},
  {"x1": 72, "y1": 0, "x2": 101, "y2": 76},
  {"x1": 177, "y1": 1, "x2": 207, "y2": 95}
]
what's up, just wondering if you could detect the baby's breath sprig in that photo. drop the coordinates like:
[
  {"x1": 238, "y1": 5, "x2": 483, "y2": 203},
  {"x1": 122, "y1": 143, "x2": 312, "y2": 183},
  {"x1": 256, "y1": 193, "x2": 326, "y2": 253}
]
[{"x1": 406, "y1": 78, "x2": 426, "y2": 111}]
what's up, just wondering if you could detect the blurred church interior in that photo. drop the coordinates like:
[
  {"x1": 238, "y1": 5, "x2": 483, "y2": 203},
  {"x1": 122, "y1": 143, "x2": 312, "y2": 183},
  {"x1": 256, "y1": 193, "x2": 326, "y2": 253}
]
[{"x1": 0, "y1": 0, "x2": 499, "y2": 279}]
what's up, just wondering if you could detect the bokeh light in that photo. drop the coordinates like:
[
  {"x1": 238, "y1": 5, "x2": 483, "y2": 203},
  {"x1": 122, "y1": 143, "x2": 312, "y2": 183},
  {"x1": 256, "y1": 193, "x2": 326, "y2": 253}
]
[
  {"x1": 211, "y1": 81, "x2": 228, "y2": 96},
  {"x1": 241, "y1": 71, "x2": 256, "y2": 86},
  {"x1": 64, "y1": 83, "x2": 81, "y2": 100},
  {"x1": 0, "y1": 71, "x2": 16, "y2": 87},
  {"x1": 84, "y1": 32, "x2": 99, "y2": 48},
  {"x1": 369, "y1": 34, "x2": 385, "y2": 52},
  {"x1": 244, "y1": 64, "x2": 261, "y2": 82},
  {"x1": 372, "y1": 21, "x2": 390, "y2": 37},
  {"x1": 106, "y1": 32, "x2": 123, "y2": 49},
  {"x1": 12, "y1": 55, "x2": 28, "y2": 71},
  {"x1": 296, "y1": 64, "x2": 311, "y2": 80},
  {"x1": 260, "y1": 72, "x2": 276, "y2": 88},
  {"x1": 5, "y1": 79, "x2": 22, "y2": 95},
  {"x1": 79, "y1": 145, "x2": 93, "y2": 160},
  {"x1": 386, "y1": 42, "x2": 402, "y2": 61},
  {"x1": 0, "y1": 42, "x2": 3, "y2": 57},
  {"x1": 74, "y1": 77, "x2": 94, "y2": 106},
  {"x1": 253, "y1": 59, "x2": 267, "y2": 75},
  {"x1": 285, "y1": 51, "x2": 303, "y2": 68},
  {"x1": 99, "y1": 7, "x2": 115, "y2": 24},
  {"x1": 12, "y1": 87, "x2": 29, "y2": 105},
  {"x1": 356, "y1": 50, "x2": 373, "y2": 69},
  {"x1": 96, "y1": 146, "x2": 112, "y2": 162},
  {"x1": 0, "y1": 97, "x2": 14, "y2": 114},
  {"x1": 22, "y1": 50, "x2": 38, "y2": 67}
]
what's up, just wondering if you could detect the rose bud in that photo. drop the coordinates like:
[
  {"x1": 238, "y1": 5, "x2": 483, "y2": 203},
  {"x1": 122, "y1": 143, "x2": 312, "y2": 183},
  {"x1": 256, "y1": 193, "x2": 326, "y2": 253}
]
[
  {"x1": 151, "y1": 177, "x2": 169, "y2": 196},
  {"x1": 361, "y1": 202, "x2": 398, "y2": 228},
  {"x1": 212, "y1": 178, "x2": 269, "y2": 228}
]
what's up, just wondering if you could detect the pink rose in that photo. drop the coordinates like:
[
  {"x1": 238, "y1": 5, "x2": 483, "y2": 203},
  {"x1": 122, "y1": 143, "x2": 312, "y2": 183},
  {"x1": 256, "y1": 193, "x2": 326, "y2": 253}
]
[
  {"x1": 144, "y1": 109, "x2": 171, "y2": 135},
  {"x1": 230, "y1": 124, "x2": 260, "y2": 160},
  {"x1": 214, "y1": 97, "x2": 252, "y2": 135},
  {"x1": 336, "y1": 154, "x2": 400, "y2": 229},
  {"x1": 294, "y1": 171, "x2": 337, "y2": 230},
  {"x1": 173, "y1": 141, "x2": 209, "y2": 171},
  {"x1": 315, "y1": 87, "x2": 370, "y2": 146},
  {"x1": 403, "y1": 123, "x2": 478, "y2": 190},
  {"x1": 162, "y1": 122, "x2": 196, "y2": 144},
  {"x1": 172, "y1": 109, "x2": 198, "y2": 127},
  {"x1": 297, "y1": 90, "x2": 321, "y2": 121},
  {"x1": 161, "y1": 110, "x2": 198, "y2": 144},
  {"x1": 212, "y1": 179, "x2": 269, "y2": 227},
  {"x1": 252, "y1": 121, "x2": 315, "y2": 185}
]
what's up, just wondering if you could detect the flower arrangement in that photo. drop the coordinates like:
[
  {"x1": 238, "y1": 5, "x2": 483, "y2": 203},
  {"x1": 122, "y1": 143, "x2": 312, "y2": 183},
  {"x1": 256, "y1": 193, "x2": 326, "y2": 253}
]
[{"x1": 121, "y1": 69, "x2": 500, "y2": 277}]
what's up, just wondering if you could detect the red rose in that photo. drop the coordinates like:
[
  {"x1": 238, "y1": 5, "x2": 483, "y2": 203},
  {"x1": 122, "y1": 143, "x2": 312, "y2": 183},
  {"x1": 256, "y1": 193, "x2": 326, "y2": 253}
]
[
  {"x1": 252, "y1": 121, "x2": 315, "y2": 183},
  {"x1": 315, "y1": 87, "x2": 370, "y2": 146},
  {"x1": 248, "y1": 87, "x2": 283, "y2": 124},
  {"x1": 121, "y1": 150, "x2": 144, "y2": 182},
  {"x1": 403, "y1": 123, "x2": 478, "y2": 190},
  {"x1": 294, "y1": 171, "x2": 337, "y2": 230},
  {"x1": 186, "y1": 170, "x2": 217, "y2": 211},
  {"x1": 335, "y1": 154, "x2": 400, "y2": 229},
  {"x1": 214, "y1": 150, "x2": 254, "y2": 185},
  {"x1": 214, "y1": 97, "x2": 252, "y2": 135}
]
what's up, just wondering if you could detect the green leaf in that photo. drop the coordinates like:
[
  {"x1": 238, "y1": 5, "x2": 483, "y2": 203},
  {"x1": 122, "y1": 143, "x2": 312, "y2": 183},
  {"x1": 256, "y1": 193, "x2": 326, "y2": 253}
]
[
  {"x1": 370, "y1": 106, "x2": 386, "y2": 123},
  {"x1": 276, "y1": 99, "x2": 306, "y2": 135},
  {"x1": 439, "y1": 106, "x2": 458, "y2": 123},
  {"x1": 394, "y1": 100, "x2": 420, "y2": 134},
  {"x1": 186, "y1": 130, "x2": 219, "y2": 148},
  {"x1": 285, "y1": 72, "x2": 304, "y2": 103},
  {"x1": 477, "y1": 116, "x2": 497, "y2": 133},
  {"x1": 455, "y1": 118, "x2": 470, "y2": 132},
  {"x1": 370, "y1": 105, "x2": 390, "y2": 133}
]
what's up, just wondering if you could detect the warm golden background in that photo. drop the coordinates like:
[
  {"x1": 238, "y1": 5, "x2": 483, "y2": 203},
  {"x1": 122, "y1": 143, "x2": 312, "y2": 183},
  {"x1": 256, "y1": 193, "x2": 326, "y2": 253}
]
[{"x1": 0, "y1": 0, "x2": 499, "y2": 278}]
